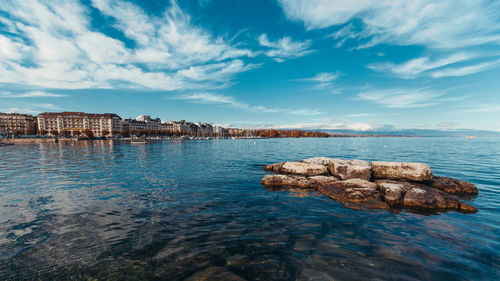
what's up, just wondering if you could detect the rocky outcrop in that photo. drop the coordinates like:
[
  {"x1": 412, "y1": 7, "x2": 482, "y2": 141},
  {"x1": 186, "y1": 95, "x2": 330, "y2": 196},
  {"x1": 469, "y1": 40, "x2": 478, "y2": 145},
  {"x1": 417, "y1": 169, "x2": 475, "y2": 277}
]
[
  {"x1": 264, "y1": 161, "x2": 328, "y2": 176},
  {"x1": 424, "y1": 177, "x2": 478, "y2": 195},
  {"x1": 328, "y1": 159, "x2": 372, "y2": 181},
  {"x1": 261, "y1": 158, "x2": 478, "y2": 214},
  {"x1": 372, "y1": 161, "x2": 433, "y2": 181}
]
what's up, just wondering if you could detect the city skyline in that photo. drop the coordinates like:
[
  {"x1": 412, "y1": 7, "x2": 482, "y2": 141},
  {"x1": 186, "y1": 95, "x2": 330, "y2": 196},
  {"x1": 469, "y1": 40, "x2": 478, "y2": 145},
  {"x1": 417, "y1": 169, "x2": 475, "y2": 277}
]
[{"x1": 1, "y1": 0, "x2": 500, "y2": 131}]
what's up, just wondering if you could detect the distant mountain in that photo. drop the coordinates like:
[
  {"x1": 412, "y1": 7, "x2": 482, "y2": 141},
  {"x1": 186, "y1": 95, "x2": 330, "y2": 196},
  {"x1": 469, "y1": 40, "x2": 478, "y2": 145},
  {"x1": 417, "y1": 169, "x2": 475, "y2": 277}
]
[{"x1": 320, "y1": 129, "x2": 500, "y2": 137}]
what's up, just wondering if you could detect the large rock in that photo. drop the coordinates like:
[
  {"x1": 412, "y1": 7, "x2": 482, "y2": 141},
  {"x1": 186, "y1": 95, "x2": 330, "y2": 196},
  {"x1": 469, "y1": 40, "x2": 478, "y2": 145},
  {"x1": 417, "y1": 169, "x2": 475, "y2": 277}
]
[
  {"x1": 263, "y1": 162, "x2": 285, "y2": 173},
  {"x1": 328, "y1": 159, "x2": 371, "y2": 181},
  {"x1": 372, "y1": 161, "x2": 433, "y2": 181},
  {"x1": 424, "y1": 177, "x2": 478, "y2": 195},
  {"x1": 308, "y1": 175, "x2": 339, "y2": 187},
  {"x1": 376, "y1": 180, "x2": 414, "y2": 207},
  {"x1": 403, "y1": 185, "x2": 477, "y2": 213},
  {"x1": 302, "y1": 157, "x2": 333, "y2": 166},
  {"x1": 317, "y1": 179, "x2": 389, "y2": 210},
  {"x1": 264, "y1": 161, "x2": 328, "y2": 176},
  {"x1": 261, "y1": 174, "x2": 313, "y2": 188}
]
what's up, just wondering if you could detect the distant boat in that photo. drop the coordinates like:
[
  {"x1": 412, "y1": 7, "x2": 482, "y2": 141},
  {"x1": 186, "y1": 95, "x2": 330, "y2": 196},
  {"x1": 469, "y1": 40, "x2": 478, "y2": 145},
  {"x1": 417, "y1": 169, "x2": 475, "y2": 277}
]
[
  {"x1": 131, "y1": 136, "x2": 147, "y2": 144},
  {"x1": 465, "y1": 136, "x2": 476, "y2": 138}
]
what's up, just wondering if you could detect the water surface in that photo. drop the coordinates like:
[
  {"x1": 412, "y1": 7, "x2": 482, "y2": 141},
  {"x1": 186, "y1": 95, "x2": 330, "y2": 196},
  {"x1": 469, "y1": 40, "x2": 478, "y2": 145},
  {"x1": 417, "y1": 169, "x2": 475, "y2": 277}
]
[{"x1": 0, "y1": 138, "x2": 499, "y2": 280}]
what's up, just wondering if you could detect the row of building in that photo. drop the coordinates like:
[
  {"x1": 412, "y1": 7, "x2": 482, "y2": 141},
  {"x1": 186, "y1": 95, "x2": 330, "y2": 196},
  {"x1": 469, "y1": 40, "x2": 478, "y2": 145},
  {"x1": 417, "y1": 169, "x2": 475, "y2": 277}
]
[{"x1": 0, "y1": 112, "x2": 232, "y2": 137}]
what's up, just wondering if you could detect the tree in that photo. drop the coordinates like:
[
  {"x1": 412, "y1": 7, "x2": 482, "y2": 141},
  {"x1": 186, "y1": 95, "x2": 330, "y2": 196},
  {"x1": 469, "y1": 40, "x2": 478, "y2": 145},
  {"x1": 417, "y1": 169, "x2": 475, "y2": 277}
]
[
  {"x1": 101, "y1": 129, "x2": 110, "y2": 137},
  {"x1": 83, "y1": 129, "x2": 94, "y2": 140},
  {"x1": 50, "y1": 130, "x2": 59, "y2": 136}
]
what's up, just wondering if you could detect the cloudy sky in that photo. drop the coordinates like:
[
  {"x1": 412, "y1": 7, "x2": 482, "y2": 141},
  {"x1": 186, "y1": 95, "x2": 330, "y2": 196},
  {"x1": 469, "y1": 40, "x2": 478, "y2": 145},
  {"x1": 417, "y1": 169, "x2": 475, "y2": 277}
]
[{"x1": 1, "y1": 0, "x2": 499, "y2": 131}]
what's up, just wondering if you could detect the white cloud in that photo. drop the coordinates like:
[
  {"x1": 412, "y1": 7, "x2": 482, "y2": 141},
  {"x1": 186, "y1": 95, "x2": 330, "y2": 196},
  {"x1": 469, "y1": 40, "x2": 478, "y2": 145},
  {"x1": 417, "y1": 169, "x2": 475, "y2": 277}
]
[
  {"x1": 0, "y1": 0, "x2": 257, "y2": 91},
  {"x1": 258, "y1": 34, "x2": 313, "y2": 61},
  {"x1": 0, "y1": 91, "x2": 67, "y2": 98},
  {"x1": 265, "y1": 120, "x2": 379, "y2": 131},
  {"x1": 278, "y1": 0, "x2": 500, "y2": 50},
  {"x1": 294, "y1": 72, "x2": 340, "y2": 91},
  {"x1": 358, "y1": 88, "x2": 443, "y2": 108},
  {"x1": 431, "y1": 59, "x2": 500, "y2": 78},
  {"x1": 172, "y1": 92, "x2": 323, "y2": 115},
  {"x1": 367, "y1": 53, "x2": 476, "y2": 78}
]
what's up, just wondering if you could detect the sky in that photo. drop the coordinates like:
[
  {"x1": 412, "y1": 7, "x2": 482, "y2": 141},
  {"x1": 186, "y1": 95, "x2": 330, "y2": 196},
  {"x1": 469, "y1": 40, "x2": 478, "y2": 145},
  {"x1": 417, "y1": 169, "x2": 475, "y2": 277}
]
[{"x1": 1, "y1": 0, "x2": 499, "y2": 131}]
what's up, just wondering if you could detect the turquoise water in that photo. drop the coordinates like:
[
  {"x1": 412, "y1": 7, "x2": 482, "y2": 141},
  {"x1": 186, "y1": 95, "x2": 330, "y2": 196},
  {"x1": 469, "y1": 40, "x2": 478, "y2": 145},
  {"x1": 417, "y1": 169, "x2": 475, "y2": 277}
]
[{"x1": 0, "y1": 138, "x2": 499, "y2": 280}]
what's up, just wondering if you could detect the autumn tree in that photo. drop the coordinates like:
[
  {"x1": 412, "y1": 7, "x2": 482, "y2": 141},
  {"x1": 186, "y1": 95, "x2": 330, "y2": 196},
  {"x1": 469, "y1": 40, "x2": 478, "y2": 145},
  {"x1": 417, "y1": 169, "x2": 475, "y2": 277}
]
[{"x1": 83, "y1": 129, "x2": 94, "y2": 140}]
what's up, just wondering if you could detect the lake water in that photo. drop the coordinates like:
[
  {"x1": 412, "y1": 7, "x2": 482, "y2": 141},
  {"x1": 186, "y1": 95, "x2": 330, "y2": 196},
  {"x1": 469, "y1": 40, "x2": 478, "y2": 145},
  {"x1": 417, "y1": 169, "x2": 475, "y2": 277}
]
[{"x1": 0, "y1": 138, "x2": 499, "y2": 280}]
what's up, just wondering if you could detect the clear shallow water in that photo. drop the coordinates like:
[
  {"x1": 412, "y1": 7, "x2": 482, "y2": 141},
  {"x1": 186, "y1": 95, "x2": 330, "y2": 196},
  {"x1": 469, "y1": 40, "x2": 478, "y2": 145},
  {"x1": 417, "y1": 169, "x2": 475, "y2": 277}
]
[{"x1": 0, "y1": 138, "x2": 499, "y2": 280}]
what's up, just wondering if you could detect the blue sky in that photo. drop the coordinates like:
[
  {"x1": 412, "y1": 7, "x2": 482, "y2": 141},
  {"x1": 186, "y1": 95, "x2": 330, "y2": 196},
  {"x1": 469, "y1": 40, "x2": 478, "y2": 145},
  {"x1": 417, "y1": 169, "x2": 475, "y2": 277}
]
[{"x1": 1, "y1": 0, "x2": 500, "y2": 131}]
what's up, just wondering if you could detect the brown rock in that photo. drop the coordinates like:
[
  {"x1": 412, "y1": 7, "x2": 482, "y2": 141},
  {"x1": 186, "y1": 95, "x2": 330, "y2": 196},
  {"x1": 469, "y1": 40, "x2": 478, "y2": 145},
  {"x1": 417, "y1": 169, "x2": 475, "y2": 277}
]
[
  {"x1": 317, "y1": 179, "x2": 389, "y2": 210},
  {"x1": 424, "y1": 176, "x2": 478, "y2": 195},
  {"x1": 302, "y1": 157, "x2": 333, "y2": 166},
  {"x1": 328, "y1": 159, "x2": 372, "y2": 181},
  {"x1": 263, "y1": 162, "x2": 285, "y2": 173},
  {"x1": 264, "y1": 161, "x2": 328, "y2": 176},
  {"x1": 403, "y1": 185, "x2": 477, "y2": 213},
  {"x1": 308, "y1": 175, "x2": 339, "y2": 187},
  {"x1": 376, "y1": 180, "x2": 414, "y2": 207},
  {"x1": 261, "y1": 174, "x2": 312, "y2": 188},
  {"x1": 372, "y1": 161, "x2": 433, "y2": 181}
]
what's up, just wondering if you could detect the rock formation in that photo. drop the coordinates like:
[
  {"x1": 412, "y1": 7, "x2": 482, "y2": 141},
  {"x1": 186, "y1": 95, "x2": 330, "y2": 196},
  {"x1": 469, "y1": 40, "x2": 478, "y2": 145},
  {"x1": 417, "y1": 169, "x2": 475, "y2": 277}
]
[{"x1": 261, "y1": 158, "x2": 478, "y2": 214}]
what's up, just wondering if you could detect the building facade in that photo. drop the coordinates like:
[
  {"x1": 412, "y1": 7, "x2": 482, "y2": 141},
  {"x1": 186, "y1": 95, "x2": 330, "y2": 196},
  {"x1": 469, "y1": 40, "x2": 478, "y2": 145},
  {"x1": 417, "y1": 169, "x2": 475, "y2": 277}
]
[
  {"x1": 37, "y1": 112, "x2": 122, "y2": 137},
  {"x1": 0, "y1": 113, "x2": 36, "y2": 135}
]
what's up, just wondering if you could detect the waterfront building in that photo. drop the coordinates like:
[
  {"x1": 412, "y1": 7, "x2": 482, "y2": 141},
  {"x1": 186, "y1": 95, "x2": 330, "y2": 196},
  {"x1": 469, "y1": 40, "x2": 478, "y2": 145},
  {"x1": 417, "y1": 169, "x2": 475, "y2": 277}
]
[
  {"x1": 136, "y1": 115, "x2": 162, "y2": 132},
  {"x1": 0, "y1": 113, "x2": 36, "y2": 135},
  {"x1": 37, "y1": 112, "x2": 122, "y2": 137}
]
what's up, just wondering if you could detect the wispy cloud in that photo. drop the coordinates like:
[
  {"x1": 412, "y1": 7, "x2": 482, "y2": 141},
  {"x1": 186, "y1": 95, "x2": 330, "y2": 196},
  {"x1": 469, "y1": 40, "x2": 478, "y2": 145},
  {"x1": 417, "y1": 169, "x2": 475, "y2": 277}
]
[
  {"x1": 367, "y1": 53, "x2": 477, "y2": 79},
  {"x1": 0, "y1": 91, "x2": 67, "y2": 98},
  {"x1": 278, "y1": 0, "x2": 500, "y2": 50},
  {"x1": 259, "y1": 119, "x2": 380, "y2": 131},
  {"x1": 1, "y1": 101, "x2": 60, "y2": 114},
  {"x1": 358, "y1": 88, "x2": 443, "y2": 108},
  {"x1": 0, "y1": 0, "x2": 258, "y2": 91},
  {"x1": 294, "y1": 71, "x2": 341, "y2": 92},
  {"x1": 258, "y1": 34, "x2": 313, "y2": 62},
  {"x1": 431, "y1": 58, "x2": 500, "y2": 78},
  {"x1": 172, "y1": 92, "x2": 324, "y2": 115}
]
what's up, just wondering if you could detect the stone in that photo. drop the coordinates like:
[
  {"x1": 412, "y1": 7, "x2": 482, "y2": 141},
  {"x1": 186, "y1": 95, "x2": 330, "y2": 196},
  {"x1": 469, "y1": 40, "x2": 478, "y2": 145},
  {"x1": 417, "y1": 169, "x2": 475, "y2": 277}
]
[
  {"x1": 424, "y1": 176, "x2": 478, "y2": 195},
  {"x1": 185, "y1": 266, "x2": 246, "y2": 281},
  {"x1": 263, "y1": 162, "x2": 285, "y2": 173},
  {"x1": 376, "y1": 180, "x2": 414, "y2": 207},
  {"x1": 308, "y1": 175, "x2": 339, "y2": 187},
  {"x1": 302, "y1": 157, "x2": 333, "y2": 166},
  {"x1": 328, "y1": 159, "x2": 372, "y2": 181},
  {"x1": 402, "y1": 185, "x2": 477, "y2": 213},
  {"x1": 317, "y1": 179, "x2": 389, "y2": 210},
  {"x1": 264, "y1": 161, "x2": 328, "y2": 176},
  {"x1": 261, "y1": 174, "x2": 313, "y2": 188},
  {"x1": 372, "y1": 161, "x2": 433, "y2": 181}
]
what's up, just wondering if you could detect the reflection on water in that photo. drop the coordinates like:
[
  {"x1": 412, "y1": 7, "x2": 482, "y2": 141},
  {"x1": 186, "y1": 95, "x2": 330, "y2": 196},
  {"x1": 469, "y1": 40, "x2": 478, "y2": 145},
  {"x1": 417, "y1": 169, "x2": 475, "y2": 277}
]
[{"x1": 0, "y1": 138, "x2": 499, "y2": 280}]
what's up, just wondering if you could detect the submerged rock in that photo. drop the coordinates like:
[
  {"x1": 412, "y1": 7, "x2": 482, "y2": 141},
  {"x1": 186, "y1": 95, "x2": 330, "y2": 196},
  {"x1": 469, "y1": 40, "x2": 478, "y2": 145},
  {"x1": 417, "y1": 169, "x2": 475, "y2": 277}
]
[
  {"x1": 264, "y1": 161, "x2": 328, "y2": 176},
  {"x1": 185, "y1": 266, "x2": 246, "y2": 281},
  {"x1": 424, "y1": 176, "x2": 478, "y2": 195},
  {"x1": 328, "y1": 159, "x2": 372, "y2": 181},
  {"x1": 372, "y1": 161, "x2": 433, "y2": 181}
]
